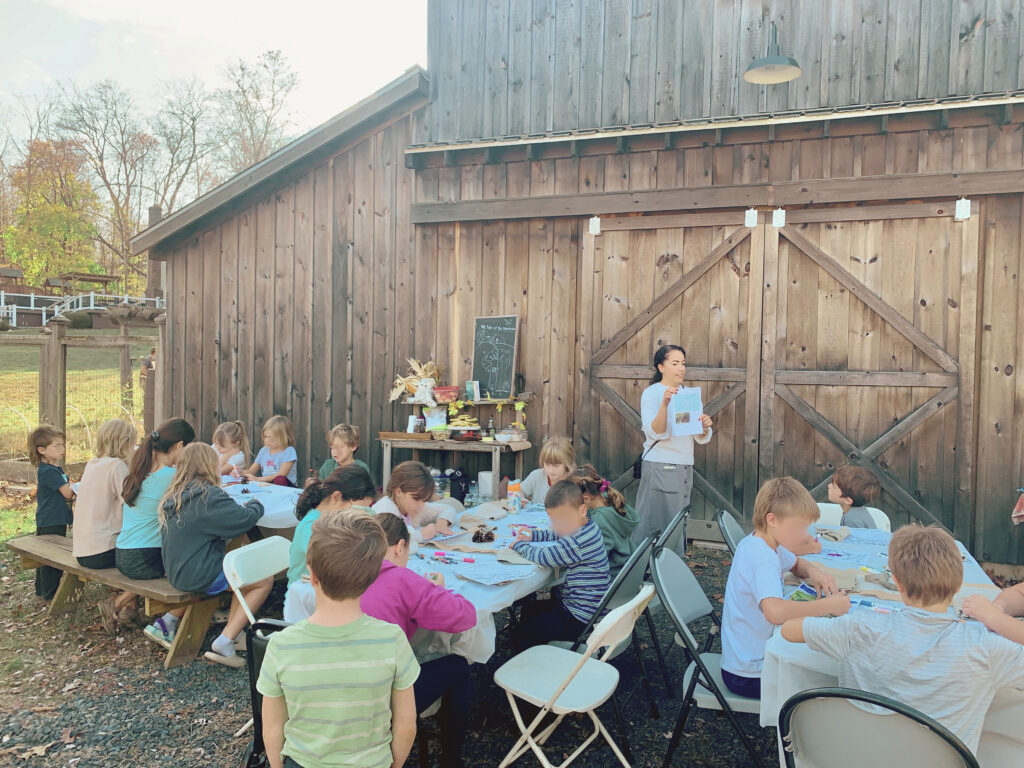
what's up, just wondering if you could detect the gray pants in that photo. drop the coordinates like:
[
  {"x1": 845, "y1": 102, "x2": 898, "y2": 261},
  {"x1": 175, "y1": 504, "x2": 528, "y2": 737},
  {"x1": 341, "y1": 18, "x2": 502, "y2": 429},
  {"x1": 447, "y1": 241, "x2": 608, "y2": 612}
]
[{"x1": 632, "y1": 461, "x2": 693, "y2": 556}]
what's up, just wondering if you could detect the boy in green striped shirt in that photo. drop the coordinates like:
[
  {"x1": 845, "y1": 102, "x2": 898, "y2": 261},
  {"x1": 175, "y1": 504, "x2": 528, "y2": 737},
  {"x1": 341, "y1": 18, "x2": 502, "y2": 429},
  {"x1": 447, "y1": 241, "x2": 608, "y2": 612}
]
[{"x1": 258, "y1": 510, "x2": 419, "y2": 768}]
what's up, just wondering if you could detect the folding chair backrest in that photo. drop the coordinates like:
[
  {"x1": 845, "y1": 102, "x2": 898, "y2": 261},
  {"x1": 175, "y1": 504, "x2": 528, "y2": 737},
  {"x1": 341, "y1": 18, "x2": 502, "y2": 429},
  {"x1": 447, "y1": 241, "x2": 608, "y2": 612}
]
[
  {"x1": 223, "y1": 536, "x2": 291, "y2": 624},
  {"x1": 585, "y1": 584, "x2": 656, "y2": 658},
  {"x1": 716, "y1": 509, "x2": 746, "y2": 556},
  {"x1": 780, "y1": 688, "x2": 979, "y2": 768},
  {"x1": 655, "y1": 507, "x2": 688, "y2": 555},
  {"x1": 245, "y1": 619, "x2": 291, "y2": 765},
  {"x1": 815, "y1": 502, "x2": 844, "y2": 527},
  {"x1": 650, "y1": 546, "x2": 715, "y2": 647},
  {"x1": 865, "y1": 507, "x2": 892, "y2": 532},
  {"x1": 569, "y1": 536, "x2": 654, "y2": 653}
]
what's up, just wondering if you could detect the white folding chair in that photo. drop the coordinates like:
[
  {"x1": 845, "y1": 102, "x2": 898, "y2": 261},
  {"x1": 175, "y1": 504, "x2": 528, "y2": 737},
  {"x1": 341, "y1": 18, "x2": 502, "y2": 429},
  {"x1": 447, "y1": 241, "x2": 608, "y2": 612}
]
[
  {"x1": 494, "y1": 584, "x2": 656, "y2": 768},
  {"x1": 716, "y1": 508, "x2": 746, "y2": 556},
  {"x1": 780, "y1": 687, "x2": 979, "y2": 768},
  {"x1": 654, "y1": 507, "x2": 688, "y2": 556},
  {"x1": 651, "y1": 546, "x2": 766, "y2": 768},
  {"x1": 223, "y1": 536, "x2": 291, "y2": 625},
  {"x1": 864, "y1": 507, "x2": 892, "y2": 532},
  {"x1": 815, "y1": 502, "x2": 844, "y2": 527},
  {"x1": 223, "y1": 536, "x2": 290, "y2": 737}
]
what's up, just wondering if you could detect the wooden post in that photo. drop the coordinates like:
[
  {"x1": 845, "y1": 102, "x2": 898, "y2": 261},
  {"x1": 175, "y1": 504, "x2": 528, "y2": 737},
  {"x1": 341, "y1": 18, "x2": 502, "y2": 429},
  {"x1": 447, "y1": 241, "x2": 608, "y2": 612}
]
[
  {"x1": 118, "y1": 322, "x2": 133, "y2": 410},
  {"x1": 143, "y1": 353, "x2": 155, "y2": 434},
  {"x1": 40, "y1": 315, "x2": 69, "y2": 432},
  {"x1": 146, "y1": 206, "x2": 162, "y2": 299},
  {"x1": 154, "y1": 313, "x2": 167, "y2": 425}
]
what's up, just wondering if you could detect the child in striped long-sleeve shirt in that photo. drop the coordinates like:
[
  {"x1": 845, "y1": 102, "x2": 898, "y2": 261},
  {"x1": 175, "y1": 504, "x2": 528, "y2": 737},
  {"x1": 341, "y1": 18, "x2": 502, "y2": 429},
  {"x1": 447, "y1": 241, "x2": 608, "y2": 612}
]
[{"x1": 511, "y1": 479, "x2": 611, "y2": 651}]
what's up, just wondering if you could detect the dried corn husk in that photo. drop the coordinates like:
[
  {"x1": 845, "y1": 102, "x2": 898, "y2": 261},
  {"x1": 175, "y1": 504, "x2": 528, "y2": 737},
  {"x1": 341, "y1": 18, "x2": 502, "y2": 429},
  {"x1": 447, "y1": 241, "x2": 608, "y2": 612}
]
[{"x1": 388, "y1": 359, "x2": 443, "y2": 402}]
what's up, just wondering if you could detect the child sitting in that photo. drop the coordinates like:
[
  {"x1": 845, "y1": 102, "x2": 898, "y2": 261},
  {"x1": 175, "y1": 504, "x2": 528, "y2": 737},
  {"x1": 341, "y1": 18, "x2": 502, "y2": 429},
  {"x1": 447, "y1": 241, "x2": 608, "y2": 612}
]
[
  {"x1": 783, "y1": 525, "x2": 1024, "y2": 755},
  {"x1": 511, "y1": 479, "x2": 611, "y2": 650},
  {"x1": 243, "y1": 415, "x2": 298, "y2": 486},
  {"x1": 283, "y1": 465, "x2": 377, "y2": 623},
  {"x1": 28, "y1": 425, "x2": 75, "y2": 601},
  {"x1": 829, "y1": 464, "x2": 882, "y2": 528},
  {"x1": 159, "y1": 443, "x2": 272, "y2": 667},
  {"x1": 372, "y1": 460, "x2": 455, "y2": 544},
  {"x1": 212, "y1": 420, "x2": 250, "y2": 476},
  {"x1": 258, "y1": 511, "x2": 419, "y2": 768},
  {"x1": 571, "y1": 465, "x2": 638, "y2": 575},
  {"x1": 73, "y1": 419, "x2": 139, "y2": 630},
  {"x1": 520, "y1": 435, "x2": 575, "y2": 505},
  {"x1": 963, "y1": 582, "x2": 1024, "y2": 645},
  {"x1": 314, "y1": 423, "x2": 371, "y2": 482},
  {"x1": 362, "y1": 514, "x2": 476, "y2": 768},
  {"x1": 721, "y1": 477, "x2": 848, "y2": 699}
]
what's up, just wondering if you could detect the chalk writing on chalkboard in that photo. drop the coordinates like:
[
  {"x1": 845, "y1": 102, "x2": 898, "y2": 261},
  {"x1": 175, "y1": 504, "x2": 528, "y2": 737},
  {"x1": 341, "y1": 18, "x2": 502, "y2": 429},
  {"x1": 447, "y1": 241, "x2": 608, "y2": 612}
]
[{"x1": 472, "y1": 315, "x2": 519, "y2": 399}]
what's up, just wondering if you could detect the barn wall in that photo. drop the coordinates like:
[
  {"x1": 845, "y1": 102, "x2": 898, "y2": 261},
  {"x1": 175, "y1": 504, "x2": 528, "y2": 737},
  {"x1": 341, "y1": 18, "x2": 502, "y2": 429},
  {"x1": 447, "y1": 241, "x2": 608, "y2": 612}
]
[{"x1": 426, "y1": 0, "x2": 1024, "y2": 142}]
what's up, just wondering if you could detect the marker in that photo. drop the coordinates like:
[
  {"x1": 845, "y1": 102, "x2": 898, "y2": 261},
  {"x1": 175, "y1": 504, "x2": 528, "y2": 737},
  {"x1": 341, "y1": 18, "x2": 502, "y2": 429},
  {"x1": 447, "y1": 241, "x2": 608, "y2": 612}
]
[{"x1": 461, "y1": 557, "x2": 475, "y2": 563}]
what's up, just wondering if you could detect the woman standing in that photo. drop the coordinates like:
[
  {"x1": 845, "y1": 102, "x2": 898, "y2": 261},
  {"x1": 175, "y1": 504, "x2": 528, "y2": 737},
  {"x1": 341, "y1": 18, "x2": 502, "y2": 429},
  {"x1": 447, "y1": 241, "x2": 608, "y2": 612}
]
[{"x1": 632, "y1": 345, "x2": 713, "y2": 554}]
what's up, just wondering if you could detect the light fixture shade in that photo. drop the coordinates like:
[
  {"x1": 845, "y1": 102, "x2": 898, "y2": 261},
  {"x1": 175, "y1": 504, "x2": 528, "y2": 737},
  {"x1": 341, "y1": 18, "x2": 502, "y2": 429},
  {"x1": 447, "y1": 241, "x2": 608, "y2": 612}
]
[
  {"x1": 743, "y1": 55, "x2": 802, "y2": 84},
  {"x1": 744, "y1": 21, "x2": 801, "y2": 84}
]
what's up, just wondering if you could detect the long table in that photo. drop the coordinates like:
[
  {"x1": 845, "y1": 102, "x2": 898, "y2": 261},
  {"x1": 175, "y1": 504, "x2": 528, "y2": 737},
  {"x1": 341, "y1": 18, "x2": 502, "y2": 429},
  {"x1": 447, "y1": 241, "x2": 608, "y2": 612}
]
[
  {"x1": 222, "y1": 481, "x2": 302, "y2": 529},
  {"x1": 759, "y1": 526, "x2": 1023, "y2": 766},
  {"x1": 406, "y1": 504, "x2": 556, "y2": 663}
]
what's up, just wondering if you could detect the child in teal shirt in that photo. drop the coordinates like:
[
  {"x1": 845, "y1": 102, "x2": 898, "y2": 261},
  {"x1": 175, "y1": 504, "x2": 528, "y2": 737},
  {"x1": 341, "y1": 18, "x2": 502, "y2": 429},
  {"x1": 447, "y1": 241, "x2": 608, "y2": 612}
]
[
  {"x1": 572, "y1": 464, "x2": 639, "y2": 575},
  {"x1": 284, "y1": 465, "x2": 376, "y2": 622}
]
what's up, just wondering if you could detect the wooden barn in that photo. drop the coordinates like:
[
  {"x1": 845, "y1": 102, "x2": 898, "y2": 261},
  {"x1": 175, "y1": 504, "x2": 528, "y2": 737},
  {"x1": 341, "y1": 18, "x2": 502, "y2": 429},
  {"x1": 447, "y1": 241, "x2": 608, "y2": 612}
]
[{"x1": 132, "y1": 0, "x2": 1024, "y2": 565}]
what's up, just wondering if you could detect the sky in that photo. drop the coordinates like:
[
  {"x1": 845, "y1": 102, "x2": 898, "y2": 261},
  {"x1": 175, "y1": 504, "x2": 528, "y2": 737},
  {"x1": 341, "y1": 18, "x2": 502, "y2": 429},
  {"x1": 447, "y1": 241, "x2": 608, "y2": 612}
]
[{"x1": 0, "y1": 0, "x2": 429, "y2": 135}]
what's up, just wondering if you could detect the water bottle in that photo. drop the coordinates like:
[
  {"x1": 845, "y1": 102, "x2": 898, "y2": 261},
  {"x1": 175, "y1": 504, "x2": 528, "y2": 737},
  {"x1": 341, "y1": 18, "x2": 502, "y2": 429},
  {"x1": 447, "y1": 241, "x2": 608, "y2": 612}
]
[
  {"x1": 436, "y1": 477, "x2": 450, "y2": 498},
  {"x1": 466, "y1": 481, "x2": 479, "y2": 507}
]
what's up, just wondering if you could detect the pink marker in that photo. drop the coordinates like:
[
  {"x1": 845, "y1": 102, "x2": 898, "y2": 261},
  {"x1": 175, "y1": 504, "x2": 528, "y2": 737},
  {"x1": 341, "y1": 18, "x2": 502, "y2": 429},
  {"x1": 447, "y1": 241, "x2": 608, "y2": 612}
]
[
  {"x1": 433, "y1": 551, "x2": 447, "y2": 557},
  {"x1": 462, "y1": 557, "x2": 475, "y2": 563}
]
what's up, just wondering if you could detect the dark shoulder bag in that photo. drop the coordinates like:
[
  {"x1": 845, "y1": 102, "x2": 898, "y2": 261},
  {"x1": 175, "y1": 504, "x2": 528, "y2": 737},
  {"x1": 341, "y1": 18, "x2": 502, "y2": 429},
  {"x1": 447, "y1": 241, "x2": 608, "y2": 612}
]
[{"x1": 633, "y1": 440, "x2": 664, "y2": 479}]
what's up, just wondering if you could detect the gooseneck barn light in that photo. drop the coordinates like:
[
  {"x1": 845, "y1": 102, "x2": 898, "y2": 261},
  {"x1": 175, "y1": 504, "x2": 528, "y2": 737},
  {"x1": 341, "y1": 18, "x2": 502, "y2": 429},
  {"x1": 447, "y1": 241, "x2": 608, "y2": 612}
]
[{"x1": 743, "y1": 22, "x2": 802, "y2": 85}]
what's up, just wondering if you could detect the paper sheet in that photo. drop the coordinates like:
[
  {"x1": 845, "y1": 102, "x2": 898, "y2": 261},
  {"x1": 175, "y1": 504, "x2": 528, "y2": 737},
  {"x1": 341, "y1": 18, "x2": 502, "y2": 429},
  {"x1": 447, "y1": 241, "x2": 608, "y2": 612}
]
[
  {"x1": 456, "y1": 562, "x2": 538, "y2": 586},
  {"x1": 670, "y1": 387, "x2": 703, "y2": 436}
]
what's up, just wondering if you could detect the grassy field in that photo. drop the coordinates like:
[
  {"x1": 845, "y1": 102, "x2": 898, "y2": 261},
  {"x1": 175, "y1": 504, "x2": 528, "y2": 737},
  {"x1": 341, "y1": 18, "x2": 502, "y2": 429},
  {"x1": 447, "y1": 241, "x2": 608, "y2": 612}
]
[{"x1": 0, "y1": 329, "x2": 156, "y2": 465}]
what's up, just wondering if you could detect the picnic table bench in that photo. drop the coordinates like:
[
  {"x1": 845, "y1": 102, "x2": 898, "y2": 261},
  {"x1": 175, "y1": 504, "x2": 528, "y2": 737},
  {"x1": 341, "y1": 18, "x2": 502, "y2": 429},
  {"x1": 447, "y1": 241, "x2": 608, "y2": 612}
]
[{"x1": 7, "y1": 534, "x2": 221, "y2": 669}]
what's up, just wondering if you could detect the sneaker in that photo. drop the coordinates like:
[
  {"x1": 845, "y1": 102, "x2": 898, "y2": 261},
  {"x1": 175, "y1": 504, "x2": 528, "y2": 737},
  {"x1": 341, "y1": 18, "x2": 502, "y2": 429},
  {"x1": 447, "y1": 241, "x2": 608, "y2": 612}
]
[
  {"x1": 143, "y1": 617, "x2": 177, "y2": 649},
  {"x1": 117, "y1": 605, "x2": 147, "y2": 629},
  {"x1": 204, "y1": 648, "x2": 245, "y2": 668},
  {"x1": 97, "y1": 598, "x2": 119, "y2": 634}
]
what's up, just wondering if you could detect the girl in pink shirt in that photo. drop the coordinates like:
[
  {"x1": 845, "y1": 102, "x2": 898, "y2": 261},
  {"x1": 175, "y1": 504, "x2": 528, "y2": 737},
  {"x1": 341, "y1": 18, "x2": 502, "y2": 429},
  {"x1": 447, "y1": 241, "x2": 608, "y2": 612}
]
[{"x1": 361, "y1": 513, "x2": 476, "y2": 768}]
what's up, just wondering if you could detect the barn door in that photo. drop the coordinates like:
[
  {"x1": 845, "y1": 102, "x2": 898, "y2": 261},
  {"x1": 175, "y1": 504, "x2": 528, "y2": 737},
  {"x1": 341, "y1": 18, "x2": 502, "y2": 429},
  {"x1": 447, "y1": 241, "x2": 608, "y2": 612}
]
[
  {"x1": 757, "y1": 203, "x2": 981, "y2": 541},
  {"x1": 577, "y1": 212, "x2": 763, "y2": 520}
]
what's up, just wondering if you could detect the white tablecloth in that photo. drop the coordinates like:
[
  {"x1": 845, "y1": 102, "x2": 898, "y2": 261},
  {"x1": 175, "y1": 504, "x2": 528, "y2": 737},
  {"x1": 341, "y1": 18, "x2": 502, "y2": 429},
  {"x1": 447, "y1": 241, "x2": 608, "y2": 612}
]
[
  {"x1": 283, "y1": 503, "x2": 557, "y2": 664},
  {"x1": 222, "y1": 482, "x2": 301, "y2": 529},
  {"x1": 406, "y1": 504, "x2": 556, "y2": 663},
  {"x1": 760, "y1": 528, "x2": 1024, "y2": 766}
]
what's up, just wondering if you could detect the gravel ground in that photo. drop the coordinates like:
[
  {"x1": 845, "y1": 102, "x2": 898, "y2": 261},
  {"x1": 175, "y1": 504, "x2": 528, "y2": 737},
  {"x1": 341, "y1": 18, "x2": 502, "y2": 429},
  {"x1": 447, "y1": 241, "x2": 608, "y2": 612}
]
[{"x1": 0, "y1": 535, "x2": 776, "y2": 768}]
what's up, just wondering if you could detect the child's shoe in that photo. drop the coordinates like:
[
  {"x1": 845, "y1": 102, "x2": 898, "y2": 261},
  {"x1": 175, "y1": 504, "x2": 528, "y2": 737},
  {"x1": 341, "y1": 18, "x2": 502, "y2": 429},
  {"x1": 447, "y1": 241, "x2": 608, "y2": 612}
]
[
  {"x1": 204, "y1": 634, "x2": 245, "y2": 668},
  {"x1": 143, "y1": 616, "x2": 177, "y2": 649},
  {"x1": 97, "y1": 598, "x2": 119, "y2": 634}
]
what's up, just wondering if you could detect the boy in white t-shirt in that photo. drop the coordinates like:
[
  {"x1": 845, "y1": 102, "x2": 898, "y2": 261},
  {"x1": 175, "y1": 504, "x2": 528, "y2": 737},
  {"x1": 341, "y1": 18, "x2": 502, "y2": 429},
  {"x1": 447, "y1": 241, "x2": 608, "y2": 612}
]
[{"x1": 721, "y1": 477, "x2": 850, "y2": 699}]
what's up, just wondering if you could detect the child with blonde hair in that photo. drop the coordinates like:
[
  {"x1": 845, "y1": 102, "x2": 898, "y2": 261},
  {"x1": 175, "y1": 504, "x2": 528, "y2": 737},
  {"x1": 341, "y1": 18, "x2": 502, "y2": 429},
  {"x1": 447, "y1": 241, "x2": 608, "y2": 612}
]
[
  {"x1": 521, "y1": 435, "x2": 575, "y2": 504},
  {"x1": 784, "y1": 526, "x2": 1024, "y2": 755},
  {"x1": 74, "y1": 419, "x2": 139, "y2": 630},
  {"x1": 243, "y1": 415, "x2": 297, "y2": 486},
  {"x1": 316, "y1": 423, "x2": 371, "y2": 480},
  {"x1": 570, "y1": 465, "x2": 639, "y2": 574},
  {"x1": 721, "y1": 477, "x2": 847, "y2": 699},
  {"x1": 372, "y1": 460, "x2": 455, "y2": 544},
  {"x1": 29, "y1": 425, "x2": 74, "y2": 600},
  {"x1": 160, "y1": 443, "x2": 272, "y2": 667},
  {"x1": 212, "y1": 420, "x2": 250, "y2": 476}
]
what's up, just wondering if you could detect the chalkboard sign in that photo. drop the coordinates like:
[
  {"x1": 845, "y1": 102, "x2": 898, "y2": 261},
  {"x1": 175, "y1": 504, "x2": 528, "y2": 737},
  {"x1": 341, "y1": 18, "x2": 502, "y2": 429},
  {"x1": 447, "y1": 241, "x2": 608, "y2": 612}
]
[{"x1": 471, "y1": 315, "x2": 519, "y2": 399}]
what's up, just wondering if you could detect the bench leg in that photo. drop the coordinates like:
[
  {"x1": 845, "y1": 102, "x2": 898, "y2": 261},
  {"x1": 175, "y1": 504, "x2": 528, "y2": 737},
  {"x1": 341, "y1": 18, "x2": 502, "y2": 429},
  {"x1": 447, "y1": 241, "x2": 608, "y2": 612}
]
[
  {"x1": 164, "y1": 598, "x2": 219, "y2": 669},
  {"x1": 48, "y1": 572, "x2": 87, "y2": 618}
]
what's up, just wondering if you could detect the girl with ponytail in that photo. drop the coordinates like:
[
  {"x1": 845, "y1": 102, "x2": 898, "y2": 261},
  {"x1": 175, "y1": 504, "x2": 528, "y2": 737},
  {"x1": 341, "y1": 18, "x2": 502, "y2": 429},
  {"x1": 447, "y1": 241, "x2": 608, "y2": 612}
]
[
  {"x1": 571, "y1": 464, "x2": 640, "y2": 575},
  {"x1": 116, "y1": 418, "x2": 195, "y2": 581},
  {"x1": 283, "y1": 464, "x2": 377, "y2": 622}
]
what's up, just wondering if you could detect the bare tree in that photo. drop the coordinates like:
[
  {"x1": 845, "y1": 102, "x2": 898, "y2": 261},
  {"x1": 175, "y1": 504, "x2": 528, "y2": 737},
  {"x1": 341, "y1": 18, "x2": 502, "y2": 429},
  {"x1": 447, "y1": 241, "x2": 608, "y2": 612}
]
[
  {"x1": 56, "y1": 80, "x2": 155, "y2": 283},
  {"x1": 213, "y1": 50, "x2": 299, "y2": 175},
  {"x1": 149, "y1": 78, "x2": 221, "y2": 213}
]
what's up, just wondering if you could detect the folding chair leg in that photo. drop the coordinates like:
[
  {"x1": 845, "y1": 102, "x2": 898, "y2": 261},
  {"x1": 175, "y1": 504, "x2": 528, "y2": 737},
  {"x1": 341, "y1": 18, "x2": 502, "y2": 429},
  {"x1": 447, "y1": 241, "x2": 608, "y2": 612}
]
[
  {"x1": 706, "y1": 684, "x2": 767, "y2": 768},
  {"x1": 661, "y1": 696, "x2": 695, "y2": 768},
  {"x1": 643, "y1": 608, "x2": 672, "y2": 694},
  {"x1": 631, "y1": 630, "x2": 660, "y2": 719},
  {"x1": 609, "y1": 694, "x2": 634, "y2": 764},
  {"x1": 589, "y1": 710, "x2": 631, "y2": 768}
]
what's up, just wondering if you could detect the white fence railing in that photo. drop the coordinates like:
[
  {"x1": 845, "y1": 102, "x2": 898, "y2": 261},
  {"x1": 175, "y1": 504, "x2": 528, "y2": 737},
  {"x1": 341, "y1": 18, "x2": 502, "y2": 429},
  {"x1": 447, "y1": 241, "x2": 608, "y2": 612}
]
[{"x1": 0, "y1": 291, "x2": 164, "y2": 327}]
